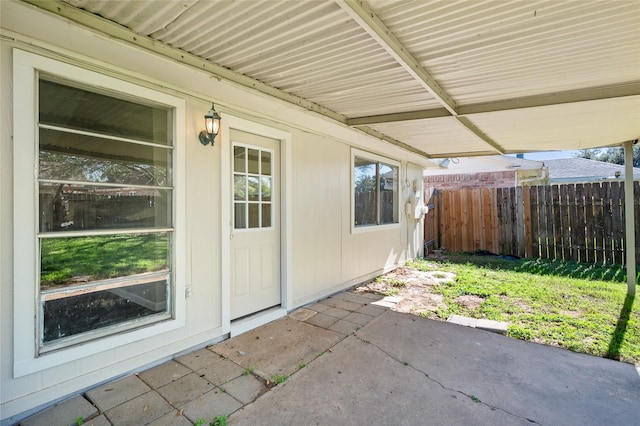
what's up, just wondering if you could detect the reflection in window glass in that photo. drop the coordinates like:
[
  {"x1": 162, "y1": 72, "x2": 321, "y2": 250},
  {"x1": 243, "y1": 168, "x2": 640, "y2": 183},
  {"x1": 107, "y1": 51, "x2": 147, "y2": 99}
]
[
  {"x1": 248, "y1": 204, "x2": 259, "y2": 228},
  {"x1": 39, "y1": 183, "x2": 171, "y2": 233},
  {"x1": 234, "y1": 203, "x2": 246, "y2": 228},
  {"x1": 262, "y1": 204, "x2": 272, "y2": 228},
  {"x1": 354, "y1": 155, "x2": 398, "y2": 227},
  {"x1": 40, "y1": 233, "x2": 169, "y2": 290},
  {"x1": 379, "y1": 163, "x2": 398, "y2": 225},
  {"x1": 39, "y1": 130, "x2": 171, "y2": 186},
  {"x1": 248, "y1": 149, "x2": 259, "y2": 174},
  {"x1": 234, "y1": 174, "x2": 246, "y2": 201},
  {"x1": 354, "y1": 157, "x2": 377, "y2": 226},
  {"x1": 37, "y1": 77, "x2": 175, "y2": 350},
  {"x1": 39, "y1": 79, "x2": 170, "y2": 145},
  {"x1": 43, "y1": 280, "x2": 168, "y2": 342},
  {"x1": 234, "y1": 146, "x2": 246, "y2": 173},
  {"x1": 233, "y1": 144, "x2": 274, "y2": 230},
  {"x1": 261, "y1": 151, "x2": 271, "y2": 176}
]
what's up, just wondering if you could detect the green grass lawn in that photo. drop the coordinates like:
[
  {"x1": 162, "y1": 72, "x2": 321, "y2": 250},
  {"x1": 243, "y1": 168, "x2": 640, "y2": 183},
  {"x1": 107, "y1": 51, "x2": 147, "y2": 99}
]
[{"x1": 407, "y1": 255, "x2": 639, "y2": 364}]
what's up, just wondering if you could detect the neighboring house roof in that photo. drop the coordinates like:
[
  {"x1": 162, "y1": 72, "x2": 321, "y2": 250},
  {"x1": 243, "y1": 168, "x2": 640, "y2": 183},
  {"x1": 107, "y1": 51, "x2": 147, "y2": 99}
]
[
  {"x1": 544, "y1": 158, "x2": 640, "y2": 182},
  {"x1": 425, "y1": 155, "x2": 544, "y2": 175}
]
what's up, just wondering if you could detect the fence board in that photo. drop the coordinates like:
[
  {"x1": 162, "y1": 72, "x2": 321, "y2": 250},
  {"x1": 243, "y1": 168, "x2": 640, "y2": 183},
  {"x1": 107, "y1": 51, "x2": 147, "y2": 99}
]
[
  {"x1": 543, "y1": 185, "x2": 554, "y2": 259},
  {"x1": 635, "y1": 181, "x2": 640, "y2": 265},
  {"x1": 576, "y1": 184, "x2": 587, "y2": 262},
  {"x1": 529, "y1": 186, "x2": 540, "y2": 257},
  {"x1": 583, "y1": 184, "x2": 595, "y2": 263},
  {"x1": 425, "y1": 182, "x2": 638, "y2": 266},
  {"x1": 551, "y1": 185, "x2": 561, "y2": 260},
  {"x1": 593, "y1": 183, "x2": 606, "y2": 263}
]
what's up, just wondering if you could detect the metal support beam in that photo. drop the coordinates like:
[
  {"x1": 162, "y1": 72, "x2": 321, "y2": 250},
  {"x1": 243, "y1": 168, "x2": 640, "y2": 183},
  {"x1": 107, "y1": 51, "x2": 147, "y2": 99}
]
[
  {"x1": 339, "y1": 0, "x2": 458, "y2": 115},
  {"x1": 348, "y1": 84, "x2": 640, "y2": 125},
  {"x1": 623, "y1": 140, "x2": 637, "y2": 296}
]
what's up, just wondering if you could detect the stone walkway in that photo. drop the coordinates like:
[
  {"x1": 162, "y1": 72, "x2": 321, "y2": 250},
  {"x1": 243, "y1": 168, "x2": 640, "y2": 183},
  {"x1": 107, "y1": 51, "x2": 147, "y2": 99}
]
[{"x1": 20, "y1": 291, "x2": 387, "y2": 426}]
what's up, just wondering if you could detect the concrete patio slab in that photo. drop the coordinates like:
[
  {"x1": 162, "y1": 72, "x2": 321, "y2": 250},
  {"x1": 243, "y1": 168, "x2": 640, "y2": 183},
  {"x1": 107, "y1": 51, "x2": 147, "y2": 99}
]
[
  {"x1": 20, "y1": 395, "x2": 97, "y2": 426},
  {"x1": 155, "y1": 373, "x2": 214, "y2": 407},
  {"x1": 356, "y1": 311, "x2": 640, "y2": 426},
  {"x1": 175, "y1": 348, "x2": 224, "y2": 371},
  {"x1": 228, "y1": 334, "x2": 532, "y2": 426},
  {"x1": 137, "y1": 361, "x2": 190, "y2": 389},
  {"x1": 86, "y1": 374, "x2": 150, "y2": 412},
  {"x1": 19, "y1": 290, "x2": 640, "y2": 426},
  {"x1": 180, "y1": 389, "x2": 242, "y2": 424},
  {"x1": 212, "y1": 316, "x2": 343, "y2": 379},
  {"x1": 104, "y1": 391, "x2": 173, "y2": 426}
]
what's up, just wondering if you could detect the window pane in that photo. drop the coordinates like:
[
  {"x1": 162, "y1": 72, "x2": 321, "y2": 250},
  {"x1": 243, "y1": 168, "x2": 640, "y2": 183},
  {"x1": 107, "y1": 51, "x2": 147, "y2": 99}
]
[
  {"x1": 234, "y1": 174, "x2": 246, "y2": 201},
  {"x1": 43, "y1": 280, "x2": 168, "y2": 343},
  {"x1": 248, "y1": 149, "x2": 259, "y2": 174},
  {"x1": 248, "y1": 204, "x2": 259, "y2": 228},
  {"x1": 261, "y1": 151, "x2": 271, "y2": 176},
  {"x1": 379, "y1": 163, "x2": 398, "y2": 224},
  {"x1": 354, "y1": 157, "x2": 377, "y2": 226},
  {"x1": 261, "y1": 177, "x2": 272, "y2": 201},
  {"x1": 248, "y1": 176, "x2": 260, "y2": 202},
  {"x1": 234, "y1": 146, "x2": 246, "y2": 173},
  {"x1": 39, "y1": 128, "x2": 171, "y2": 186},
  {"x1": 234, "y1": 203, "x2": 246, "y2": 229},
  {"x1": 39, "y1": 79, "x2": 170, "y2": 145},
  {"x1": 39, "y1": 183, "x2": 171, "y2": 232},
  {"x1": 40, "y1": 233, "x2": 169, "y2": 290},
  {"x1": 262, "y1": 203, "x2": 271, "y2": 228}
]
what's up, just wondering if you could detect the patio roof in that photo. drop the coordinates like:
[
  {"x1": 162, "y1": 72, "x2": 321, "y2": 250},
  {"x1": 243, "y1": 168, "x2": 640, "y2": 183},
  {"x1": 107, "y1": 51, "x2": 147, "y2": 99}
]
[{"x1": 23, "y1": 0, "x2": 640, "y2": 159}]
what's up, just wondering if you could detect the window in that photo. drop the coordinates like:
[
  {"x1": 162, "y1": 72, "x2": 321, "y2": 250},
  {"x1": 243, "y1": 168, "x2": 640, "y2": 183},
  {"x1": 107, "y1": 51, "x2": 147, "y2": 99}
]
[
  {"x1": 233, "y1": 144, "x2": 273, "y2": 229},
  {"x1": 14, "y1": 50, "x2": 185, "y2": 374},
  {"x1": 353, "y1": 152, "x2": 399, "y2": 227},
  {"x1": 36, "y1": 77, "x2": 175, "y2": 351}
]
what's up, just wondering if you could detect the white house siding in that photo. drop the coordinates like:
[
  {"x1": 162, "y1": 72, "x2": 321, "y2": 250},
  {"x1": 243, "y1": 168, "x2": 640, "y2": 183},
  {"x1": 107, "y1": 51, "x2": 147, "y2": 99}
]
[{"x1": 0, "y1": 1, "x2": 427, "y2": 422}]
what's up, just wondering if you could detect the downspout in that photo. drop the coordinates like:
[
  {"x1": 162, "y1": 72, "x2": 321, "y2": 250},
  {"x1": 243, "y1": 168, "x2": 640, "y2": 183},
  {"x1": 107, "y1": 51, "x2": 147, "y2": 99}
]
[{"x1": 623, "y1": 140, "x2": 637, "y2": 296}]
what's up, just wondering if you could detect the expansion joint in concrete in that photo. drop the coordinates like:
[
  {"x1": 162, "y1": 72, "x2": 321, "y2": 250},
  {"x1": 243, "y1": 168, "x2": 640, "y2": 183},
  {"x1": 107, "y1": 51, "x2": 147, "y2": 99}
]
[{"x1": 353, "y1": 333, "x2": 542, "y2": 426}]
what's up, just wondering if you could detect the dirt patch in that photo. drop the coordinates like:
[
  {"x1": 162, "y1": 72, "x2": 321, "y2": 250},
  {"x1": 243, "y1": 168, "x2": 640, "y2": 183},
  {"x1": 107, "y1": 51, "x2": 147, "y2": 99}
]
[
  {"x1": 355, "y1": 266, "x2": 454, "y2": 317},
  {"x1": 455, "y1": 295, "x2": 484, "y2": 310}
]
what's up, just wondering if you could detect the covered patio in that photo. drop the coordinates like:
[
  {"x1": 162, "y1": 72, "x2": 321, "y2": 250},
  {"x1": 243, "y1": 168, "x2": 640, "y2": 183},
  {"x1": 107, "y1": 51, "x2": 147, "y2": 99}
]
[{"x1": 22, "y1": 0, "x2": 640, "y2": 288}]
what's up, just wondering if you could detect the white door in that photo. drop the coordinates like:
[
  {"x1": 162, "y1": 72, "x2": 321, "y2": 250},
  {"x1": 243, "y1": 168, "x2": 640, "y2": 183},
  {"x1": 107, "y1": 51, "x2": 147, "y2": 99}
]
[{"x1": 230, "y1": 129, "x2": 281, "y2": 320}]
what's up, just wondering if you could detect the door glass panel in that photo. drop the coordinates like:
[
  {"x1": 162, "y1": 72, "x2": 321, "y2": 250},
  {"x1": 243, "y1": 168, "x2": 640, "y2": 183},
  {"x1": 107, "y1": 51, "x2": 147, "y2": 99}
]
[
  {"x1": 248, "y1": 204, "x2": 259, "y2": 228},
  {"x1": 248, "y1": 149, "x2": 259, "y2": 174},
  {"x1": 234, "y1": 203, "x2": 246, "y2": 228},
  {"x1": 262, "y1": 204, "x2": 271, "y2": 228},
  {"x1": 247, "y1": 176, "x2": 260, "y2": 202},
  {"x1": 234, "y1": 146, "x2": 246, "y2": 173},
  {"x1": 261, "y1": 151, "x2": 271, "y2": 176},
  {"x1": 261, "y1": 177, "x2": 272, "y2": 201},
  {"x1": 233, "y1": 144, "x2": 274, "y2": 230},
  {"x1": 234, "y1": 175, "x2": 246, "y2": 201}
]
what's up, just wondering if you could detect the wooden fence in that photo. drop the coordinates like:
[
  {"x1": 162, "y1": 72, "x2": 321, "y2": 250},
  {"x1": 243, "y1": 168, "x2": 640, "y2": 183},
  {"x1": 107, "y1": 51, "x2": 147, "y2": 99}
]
[{"x1": 425, "y1": 181, "x2": 640, "y2": 265}]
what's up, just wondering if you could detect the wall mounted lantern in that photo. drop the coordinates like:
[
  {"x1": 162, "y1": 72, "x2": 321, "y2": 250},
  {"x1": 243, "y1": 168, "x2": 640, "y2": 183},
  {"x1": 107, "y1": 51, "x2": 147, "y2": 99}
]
[{"x1": 199, "y1": 103, "x2": 222, "y2": 146}]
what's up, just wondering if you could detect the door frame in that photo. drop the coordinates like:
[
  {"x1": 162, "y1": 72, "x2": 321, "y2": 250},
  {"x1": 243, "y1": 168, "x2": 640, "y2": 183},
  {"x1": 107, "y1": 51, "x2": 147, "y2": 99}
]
[{"x1": 220, "y1": 114, "x2": 292, "y2": 336}]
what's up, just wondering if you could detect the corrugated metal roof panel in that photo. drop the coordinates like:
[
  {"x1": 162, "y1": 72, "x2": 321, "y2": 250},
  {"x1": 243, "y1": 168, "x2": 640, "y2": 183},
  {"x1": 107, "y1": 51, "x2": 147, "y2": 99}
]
[
  {"x1": 468, "y1": 96, "x2": 640, "y2": 152},
  {"x1": 373, "y1": 0, "x2": 640, "y2": 105},
  {"x1": 365, "y1": 117, "x2": 493, "y2": 157},
  {"x1": 65, "y1": 0, "x2": 442, "y2": 118}
]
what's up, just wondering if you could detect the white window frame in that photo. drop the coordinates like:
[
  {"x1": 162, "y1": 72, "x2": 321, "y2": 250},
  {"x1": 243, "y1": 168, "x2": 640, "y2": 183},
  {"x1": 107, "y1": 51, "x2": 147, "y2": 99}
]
[
  {"x1": 12, "y1": 49, "x2": 186, "y2": 377},
  {"x1": 351, "y1": 148, "x2": 401, "y2": 234}
]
